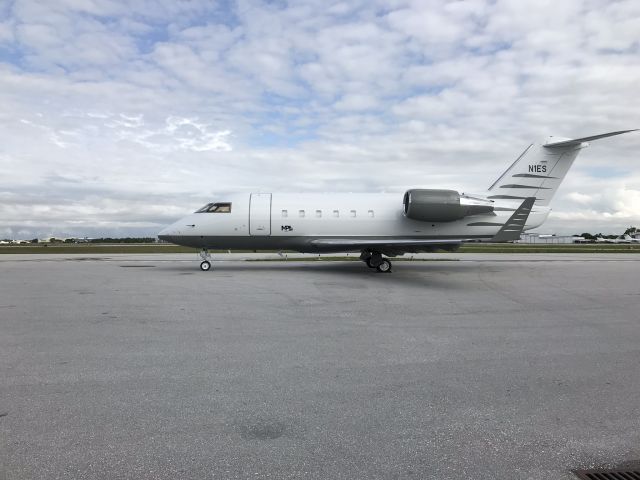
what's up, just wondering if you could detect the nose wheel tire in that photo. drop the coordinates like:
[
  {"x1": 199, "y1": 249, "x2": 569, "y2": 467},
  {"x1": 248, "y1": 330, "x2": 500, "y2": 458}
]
[
  {"x1": 200, "y1": 260, "x2": 211, "y2": 271},
  {"x1": 376, "y1": 259, "x2": 392, "y2": 273}
]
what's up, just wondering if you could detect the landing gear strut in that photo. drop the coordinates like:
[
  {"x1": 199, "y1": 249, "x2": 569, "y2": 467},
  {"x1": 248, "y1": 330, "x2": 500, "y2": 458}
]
[
  {"x1": 360, "y1": 250, "x2": 392, "y2": 273},
  {"x1": 199, "y1": 248, "x2": 212, "y2": 271}
]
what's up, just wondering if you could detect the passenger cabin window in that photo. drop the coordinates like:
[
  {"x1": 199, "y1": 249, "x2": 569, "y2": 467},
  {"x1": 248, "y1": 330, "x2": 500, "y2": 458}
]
[
  {"x1": 282, "y1": 209, "x2": 288, "y2": 217},
  {"x1": 368, "y1": 210, "x2": 374, "y2": 218},
  {"x1": 333, "y1": 210, "x2": 339, "y2": 217},
  {"x1": 195, "y1": 202, "x2": 232, "y2": 213},
  {"x1": 316, "y1": 210, "x2": 322, "y2": 218},
  {"x1": 299, "y1": 210, "x2": 305, "y2": 218},
  {"x1": 350, "y1": 210, "x2": 356, "y2": 217}
]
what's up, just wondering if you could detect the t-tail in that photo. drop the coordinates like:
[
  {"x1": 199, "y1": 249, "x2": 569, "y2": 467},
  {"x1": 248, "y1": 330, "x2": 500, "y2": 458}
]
[{"x1": 486, "y1": 130, "x2": 637, "y2": 206}]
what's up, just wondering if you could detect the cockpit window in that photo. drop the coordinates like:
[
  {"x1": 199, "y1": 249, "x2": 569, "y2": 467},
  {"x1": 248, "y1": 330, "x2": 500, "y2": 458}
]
[{"x1": 195, "y1": 202, "x2": 232, "y2": 213}]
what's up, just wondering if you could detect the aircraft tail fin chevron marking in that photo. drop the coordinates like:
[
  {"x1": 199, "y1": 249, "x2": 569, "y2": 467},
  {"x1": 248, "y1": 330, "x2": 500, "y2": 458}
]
[
  {"x1": 487, "y1": 130, "x2": 637, "y2": 206},
  {"x1": 491, "y1": 197, "x2": 535, "y2": 242}
]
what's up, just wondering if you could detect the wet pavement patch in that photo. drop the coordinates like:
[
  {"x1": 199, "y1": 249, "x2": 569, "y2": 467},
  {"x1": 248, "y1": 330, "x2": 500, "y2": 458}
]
[{"x1": 239, "y1": 420, "x2": 286, "y2": 440}]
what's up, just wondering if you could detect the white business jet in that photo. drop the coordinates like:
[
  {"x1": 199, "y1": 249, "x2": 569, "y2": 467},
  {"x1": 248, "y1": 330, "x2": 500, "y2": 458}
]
[
  {"x1": 159, "y1": 130, "x2": 637, "y2": 272},
  {"x1": 597, "y1": 234, "x2": 640, "y2": 244}
]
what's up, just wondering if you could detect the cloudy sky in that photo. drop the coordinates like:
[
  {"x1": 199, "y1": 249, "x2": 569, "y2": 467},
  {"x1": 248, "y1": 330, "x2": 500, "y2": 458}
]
[{"x1": 1, "y1": 0, "x2": 639, "y2": 239}]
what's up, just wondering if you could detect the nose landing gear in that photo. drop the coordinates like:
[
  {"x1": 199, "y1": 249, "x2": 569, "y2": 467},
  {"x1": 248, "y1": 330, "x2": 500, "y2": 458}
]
[{"x1": 199, "y1": 249, "x2": 212, "y2": 271}]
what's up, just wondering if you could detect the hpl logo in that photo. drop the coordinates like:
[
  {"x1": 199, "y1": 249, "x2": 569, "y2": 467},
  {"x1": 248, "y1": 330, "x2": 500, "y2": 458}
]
[{"x1": 529, "y1": 164, "x2": 547, "y2": 173}]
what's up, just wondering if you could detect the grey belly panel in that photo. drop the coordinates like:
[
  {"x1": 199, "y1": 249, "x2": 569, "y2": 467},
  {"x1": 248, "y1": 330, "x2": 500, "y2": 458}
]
[
  {"x1": 158, "y1": 235, "x2": 492, "y2": 253},
  {"x1": 160, "y1": 235, "x2": 317, "y2": 252}
]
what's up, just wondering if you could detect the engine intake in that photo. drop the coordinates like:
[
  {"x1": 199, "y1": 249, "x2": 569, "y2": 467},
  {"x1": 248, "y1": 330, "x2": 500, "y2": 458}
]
[{"x1": 403, "y1": 189, "x2": 494, "y2": 222}]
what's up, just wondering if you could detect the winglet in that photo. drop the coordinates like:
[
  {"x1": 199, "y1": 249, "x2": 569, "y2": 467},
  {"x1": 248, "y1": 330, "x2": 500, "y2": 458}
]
[
  {"x1": 491, "y1": 197, "x2": 535, "y2": 242},
  {"x1": 543, "y1": 129, "x2": 638, "y2": 148}
]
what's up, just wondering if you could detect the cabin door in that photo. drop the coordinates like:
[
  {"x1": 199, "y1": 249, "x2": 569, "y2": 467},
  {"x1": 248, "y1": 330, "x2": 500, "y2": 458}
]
[{"x1": 249, "y1": 193, "x2": 272, "y2": 236}]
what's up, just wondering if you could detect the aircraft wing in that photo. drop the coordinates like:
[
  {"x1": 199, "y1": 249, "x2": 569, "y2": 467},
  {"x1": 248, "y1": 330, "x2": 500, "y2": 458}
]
[
  {"x1": 309, "y1": 237, "x2": 467, "y2": 256},
  {"x1": 490, "y1": 197, "x2": 535, "y2": 242}
]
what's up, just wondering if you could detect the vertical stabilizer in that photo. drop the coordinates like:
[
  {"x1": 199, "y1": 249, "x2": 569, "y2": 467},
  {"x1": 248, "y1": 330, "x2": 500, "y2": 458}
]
[
  {"x1": 486, "y1": 142, "x2": 583, "y2": 206},
  {"x1": 486, "y1": 130, "x2": 637, "y2": 206}
]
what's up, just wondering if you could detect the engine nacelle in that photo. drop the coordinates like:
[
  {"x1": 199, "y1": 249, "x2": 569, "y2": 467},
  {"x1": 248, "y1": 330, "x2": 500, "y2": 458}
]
[{"x1": 403, "y1": 189, "x2": 494, "y2": 222}]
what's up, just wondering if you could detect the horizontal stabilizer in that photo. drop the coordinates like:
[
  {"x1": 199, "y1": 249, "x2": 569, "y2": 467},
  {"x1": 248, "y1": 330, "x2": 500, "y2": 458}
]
[
  {"x1": 544, "y1": 129, "x2": 638, "y2": 148},
  {"x1": 491, "y1": 197, "x2": 535, "y2": 242}
]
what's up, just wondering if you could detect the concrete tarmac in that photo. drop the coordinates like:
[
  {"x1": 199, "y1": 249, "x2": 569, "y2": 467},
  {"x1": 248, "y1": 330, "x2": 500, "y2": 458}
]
[{"x1": 1, "y1": 253, "x2": 639, "y2": 479}]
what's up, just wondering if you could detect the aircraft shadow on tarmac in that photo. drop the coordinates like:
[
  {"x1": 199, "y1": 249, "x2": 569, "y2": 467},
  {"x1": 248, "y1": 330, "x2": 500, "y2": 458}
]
[{"x1": 152, "y1": 260, "x2": 474, "y2": 289}]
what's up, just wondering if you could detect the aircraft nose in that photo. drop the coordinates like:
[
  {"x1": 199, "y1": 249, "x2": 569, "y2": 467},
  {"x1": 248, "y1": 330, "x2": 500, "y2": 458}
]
[
  {"x1": 158, "y1": 218, "x2": 200, "y2": 248},
  {"x1": 158, "y1": 221, "x2": 180, "y2": 241}
]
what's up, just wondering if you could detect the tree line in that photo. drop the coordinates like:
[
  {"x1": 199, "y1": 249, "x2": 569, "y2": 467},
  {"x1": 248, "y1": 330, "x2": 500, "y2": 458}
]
[
  {"x1": 578, "y1": 227, "x2": 637, "y2": 240},
  {"x1": 1, "y1": 237, "x2": 158, "y2": 244}
]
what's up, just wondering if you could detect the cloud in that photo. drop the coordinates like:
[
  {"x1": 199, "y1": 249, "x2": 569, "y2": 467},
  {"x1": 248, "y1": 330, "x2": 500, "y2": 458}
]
[
  {"x1": 0, "y1": 19, "x2": 14, "y2": 44},
  {"x1": 105, "y1": 114, "x2": 233, "y2": 153},
  {"x1": 0, "y1": 0, "x2": 639, "y2": 239},
  {"x1": 566, "y1": 192, "x2": 595, "y2": 205}
]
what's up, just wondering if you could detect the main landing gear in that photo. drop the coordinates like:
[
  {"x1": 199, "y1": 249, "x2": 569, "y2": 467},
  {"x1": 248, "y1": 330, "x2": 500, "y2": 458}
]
[
  {"x1": 199, "y1": 248, "x2": 212, "y2": 271},
  {"x1": 360, "y1": 250, "x2": 392, "y2": 273}
]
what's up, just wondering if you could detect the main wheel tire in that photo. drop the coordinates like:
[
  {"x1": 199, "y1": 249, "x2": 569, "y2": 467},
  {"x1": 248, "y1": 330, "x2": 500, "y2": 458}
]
[
  {"x1": 376, "y1": 259, "x2": 392, "y2": 273},
  {"x1": 366, "y1": 258, "x2": 376, "y2": 268},
  {"x1": 200, "y1": 260, "x2": 211, "y2": 271}
]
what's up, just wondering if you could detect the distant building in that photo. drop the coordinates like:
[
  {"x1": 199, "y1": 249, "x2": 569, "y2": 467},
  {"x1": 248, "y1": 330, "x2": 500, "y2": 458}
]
[{"x1": 519, "y1": 233, "x2": 586, "y2": 244}]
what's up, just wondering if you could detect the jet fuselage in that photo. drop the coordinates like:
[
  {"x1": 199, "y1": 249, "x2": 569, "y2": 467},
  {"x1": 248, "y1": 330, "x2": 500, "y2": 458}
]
[{"x1": 158, "y1": 192, "x2": 549, "y2": 253}]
